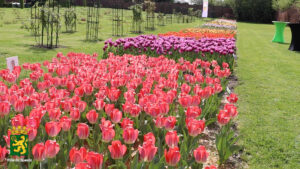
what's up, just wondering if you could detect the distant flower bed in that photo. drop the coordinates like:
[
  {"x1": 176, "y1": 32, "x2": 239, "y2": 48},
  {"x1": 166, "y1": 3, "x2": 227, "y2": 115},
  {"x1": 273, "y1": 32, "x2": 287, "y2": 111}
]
[
  {"x1": 103, "y1": 35, "x2": 236, "y2": 69},
  {"x1": 202, "y1": 19, "x2": 237, "y2": 30},
  {"x1": 159, "y1": 28, "x2": 236, "y2": 39}
]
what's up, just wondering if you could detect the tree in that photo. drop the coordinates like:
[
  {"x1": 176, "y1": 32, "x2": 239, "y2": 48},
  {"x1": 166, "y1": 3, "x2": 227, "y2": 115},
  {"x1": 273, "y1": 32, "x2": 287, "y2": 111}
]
[
  {"x1": 0, "y1": 0, "x2": 4, "y2": 7},
  {"x1": 272, "y1": 0, "x2": 297, "y2": 11}
]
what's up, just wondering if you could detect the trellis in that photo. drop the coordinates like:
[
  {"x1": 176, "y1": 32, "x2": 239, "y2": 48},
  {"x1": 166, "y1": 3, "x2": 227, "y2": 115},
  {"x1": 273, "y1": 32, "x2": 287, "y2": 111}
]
[
  {"x1": 32, "y1": 0, "x2": 60, "y2": 48},
  {"x1": 130, "y1": 0, "x2": 143, "y2": 34},
  {"x1": 64, "y1": 0, "x2": 77, "y2": 32},
  {"x1": 157, "y1": 12, "x2": 165, "y2": 26},
  {"x1": 86, "y1": 0, "x2": 100, "y2": 41},
  {"x1": 30, "y1": 2, "x2": 40, "y2": 36},
  {"x1": 144, "y1": 0, "x2": 155, "y2": 30},
  {"x1": 166, "y1": 13, "x2": 172, "y2": 25},
  {"x1": 112, "y1": 0, "x2": 124, "y2": 36}
]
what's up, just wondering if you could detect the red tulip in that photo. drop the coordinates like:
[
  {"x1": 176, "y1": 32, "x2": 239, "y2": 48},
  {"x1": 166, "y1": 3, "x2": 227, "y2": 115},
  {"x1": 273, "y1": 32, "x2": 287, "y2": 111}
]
[
  {"x1": 32, "y1": 143, "x2": 46, "y2": 161},
  {"x1": 104, "y1": 104, "x2": 115, "y2": 115},
  {"x1": 101, "y1": 127, "x2": 115, "y2": 143},
  {"x1": 76, "y1": 101, "x2": 87, "y2": 113},
  {"x1": 164, "y1": 116, "x2": 176, "y2": 131},
  {"x1": 109, "y1": 108, "x2": 122, "y2": 123},
  {"x1": 146, "y1": 104, "x2": 160, "y2": 117},
  {"x1": 138, "y1": 141, "x2": 158, "y2": 162},
  {"x1": 214, "y1": 83, "x2": 223, "y2": 93},
  {"x1": 124, "y1": 89, "x2": 136, "y2": 103},
  {"x1": 205, "y1": 165, "x2": 217, "y2": 169},
  {"x1": 70, "y1": 107, "x2": 81, "y2": 121},
  {"x1": 28, "y1": 128, "x2": 37, "y2": 141},
  {"x1": 222, "y1": 62, "x2": 229, "y2": 68},
  {"x1": 120, "y1": 118, "x2": 134, "y2": 129},
  {"x1": 75, "y1": 87, "x2": 84, "y2": 97},
  {"x1": 123, "y1": 127, "x2": 139, "y2": 144},
  {"x1": 217, "y1": 110, "x2": 231, "y2": 125},
  {"x1": 3, "y1": 129, "x2": 11, "y2": 148},
  {"x1": 77, "y1": 123, "x2": 89, "y2": 139},
  {"x1": 61, "y1": 100, "x2": 72, "y2": 112},
  {"x1": 69, "y1": 147, "x2": 87, "y2": 164},
  {"x1": 0, "y1": 146, "x2": 8, "y2": 161},
  {"x1": 45, "y1": 140, "x2": 60, "y2": 158},
  {"x1": 75, "y1": 162, "x2": 92, "y2": 169},
  {"x1": 193, "y1": 145, "x2": 209, "y2": 163},
  {"x1": 83, "y1": 84, "x2": 93, "y2": 96},
  {"x1": 60, "y1": 116, "x2": 72, "y2": 131},
  {"x1": 99, "y1": 118, "x2": 114, "y2": 130},
  {"x1": 108, "y1": 87, "x2": 121, "y2": 102},
  {"x1": 86, "y1": 109, "x2": 98, "y2": 124},
  {"x1": 227, "y1": 93, "x2": 238, "y2": 103},
  {"x1": 178, "y1": 95, "x2": 192, "y2": 108},
  {"x1": 11, "y1": 114, "x2": 25, "y2": 127},
  {"x1": 45, "y1": 121, "x2": 61, "y2": 137},
  {"x1": 181, "y1": 83, "x2": 191, "y2": 94},
  {"x1": 186, "y1": 106, "x2": 202, "y2": 119},
  {"x1": 165, "y1": 131, "x2": 179, "y2": 148},
  {"x1": 128, "y1": 104, "x2": 141, "y2": 117},
  {"x1": 144, "y1": 132, "x2": 156, "y2": 145},
  {"x1": 154, "y1": 116, "x2": 166, "y2": 128},
  {"x1": 164, "y1": 147, "x2": 181, "y2": 166},
  {"x1": 186, "y1": 118, "x2": 205, "y2": 137},
  {"x1": 67, "y1": 81, "x2": 76, "y2": 91},
  {"x1": 14, "y1": 99, "x2": 25, "y2": 113},
  {"x1": 224, "y1": 103, "x2": 238, "y2": 118},
  {"x1": 0, "y1": 102, "x2": 10, "y2": 117},
  {"x1": 108, "y1": 140, "x2": 127, "y2": 159},
  {"x1": 48, "y1": 108, "x2": 61, "y2": 121},
  {"x1": 93, "y1": 99, "x2": 105, "y2": 111},
  {"x1": 86, "y1": 151, "x2": 103, "y2": 169}
]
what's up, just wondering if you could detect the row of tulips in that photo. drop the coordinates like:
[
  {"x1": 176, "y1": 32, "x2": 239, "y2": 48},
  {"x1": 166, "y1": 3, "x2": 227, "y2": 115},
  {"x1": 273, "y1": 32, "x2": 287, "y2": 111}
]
[
  {"x1": 202, "y1": 19, "x2": 237, "y2": 30},
  {"x1": 103, "y1": 35, "x2": 236, "y2": 69},
  {"x1": 0, "y1": 52, "x2": 238, "y2": 168},
  {"x1": 158, "y1": 28, "x2": 236, "y2": 39}
]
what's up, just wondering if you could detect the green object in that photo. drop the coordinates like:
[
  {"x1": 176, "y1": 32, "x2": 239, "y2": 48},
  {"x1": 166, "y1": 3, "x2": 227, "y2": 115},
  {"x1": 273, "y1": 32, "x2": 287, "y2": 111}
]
[
  {"x1": 272, "y1": 21, "x2": 289, "y2": 43},
  {"x1": 10, "y1": 135, "x2": 29, "y2": 156}
]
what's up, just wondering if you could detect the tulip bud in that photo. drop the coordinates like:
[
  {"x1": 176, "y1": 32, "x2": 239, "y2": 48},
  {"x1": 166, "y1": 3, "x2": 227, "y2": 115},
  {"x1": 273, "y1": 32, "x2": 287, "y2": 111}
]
[
  {"x1": 45, "y1": 140, "x2": 60, "y2": 158},
  {"x1": 193, "y1": 145, "x2": 209, "y2": 163},
  {"x1": 164, "y1": 147, "x2": 181, "y2": 166},
  {"x1": 108, "y1": 140, "x2": 127, "y2": 159},
  {"x1": 77, "y1": 123, "x2": 89, "y2": 139}
]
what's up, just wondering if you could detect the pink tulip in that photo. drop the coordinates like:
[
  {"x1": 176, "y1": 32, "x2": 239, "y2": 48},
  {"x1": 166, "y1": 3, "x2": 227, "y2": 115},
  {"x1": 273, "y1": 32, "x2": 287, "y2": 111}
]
[
  {"x1": 123, "y1": 127, "x2": 139, "y2": 144},
  {"x1": 138, "y1": 141, "x2": 158, "y2": 162},
  {"x1": 193, "y1": 145, "x2": 209, "y2": 163},
  {"x1": 164, "y1": 147, "x2": 181, "y2": 166},
  {"x1": 165, "y1": 131, "x2": 179, "y2": 148},
  {"x1": 108, "y1": 140, "x2": 127, "y2": 159},
  {"x1": 77, "y1": 123, "x2": 89, "y2": 139},
  {"x1": 86, "y1": 109, "x2": 98, "y2": 124},
  {"x1": 45, "y1": 140, "x2": 60, "y2": 158}
]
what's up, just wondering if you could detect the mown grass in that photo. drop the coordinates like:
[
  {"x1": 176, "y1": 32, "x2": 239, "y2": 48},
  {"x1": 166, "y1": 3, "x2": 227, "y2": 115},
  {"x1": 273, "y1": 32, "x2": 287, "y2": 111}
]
[
  {"x1": 236, "y1": 22, "x2": 300, "y2": 168},
  {"x1": 0, "y1": 7, "x2": 203, "y2": 69}
]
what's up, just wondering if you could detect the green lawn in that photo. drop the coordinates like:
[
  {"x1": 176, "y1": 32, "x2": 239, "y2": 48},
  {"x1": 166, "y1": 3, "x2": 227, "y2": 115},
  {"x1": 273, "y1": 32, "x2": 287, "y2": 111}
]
[
  {"x1": 236, "y1": 22, "x2": 300, "y2": 168},
  {"x1": 0, "y1": 7, "x2": 202, "y2": 69}
]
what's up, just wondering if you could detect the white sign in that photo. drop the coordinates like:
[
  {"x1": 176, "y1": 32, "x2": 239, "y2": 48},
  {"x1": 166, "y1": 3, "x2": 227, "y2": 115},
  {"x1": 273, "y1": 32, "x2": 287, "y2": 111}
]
[
  {"x1": 202, "y1": 0, "x2": 209, "y2": 18},
  {"x1": 6, "y1": 56, "x2": 19, "y2": 72}
]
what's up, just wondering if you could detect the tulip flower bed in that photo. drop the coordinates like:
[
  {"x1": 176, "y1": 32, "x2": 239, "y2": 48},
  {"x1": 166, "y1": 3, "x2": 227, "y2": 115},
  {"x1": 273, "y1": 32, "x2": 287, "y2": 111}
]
[
  {"x1": 202, "y1": 19, "x2": 237, "y2": 30},
  {"x1": 158, "y1": 28, "x2": 237, "y2": 39},
  {"x1": 0, "y1": 52, "x2": 239, "y2": 168},
  {"x1": 103, "y1": 35, "x2": 236, "y2": 69}
]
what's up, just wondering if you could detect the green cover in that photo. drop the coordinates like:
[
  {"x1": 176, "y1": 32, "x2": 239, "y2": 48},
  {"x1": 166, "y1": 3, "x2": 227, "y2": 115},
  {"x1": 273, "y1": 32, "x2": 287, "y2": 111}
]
[{"x1": 272, "y1": 21, "x2": 289, "y2": 43}]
